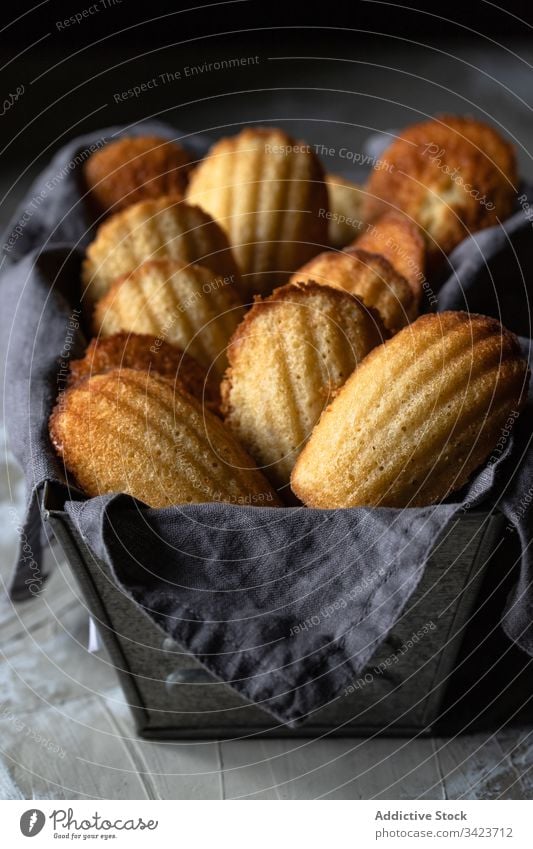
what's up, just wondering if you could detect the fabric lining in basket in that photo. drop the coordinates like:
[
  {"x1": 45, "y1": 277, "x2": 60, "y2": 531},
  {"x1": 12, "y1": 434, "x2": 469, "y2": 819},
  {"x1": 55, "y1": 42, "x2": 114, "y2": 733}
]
[{"x1": 1, "y1": 122, "x2": 532, "y2": 725}]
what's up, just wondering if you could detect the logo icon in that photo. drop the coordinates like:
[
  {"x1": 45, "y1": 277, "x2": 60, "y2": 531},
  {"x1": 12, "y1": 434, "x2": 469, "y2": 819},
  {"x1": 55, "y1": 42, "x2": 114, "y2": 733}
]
[{"x1": 20, "y1": 810, "x2": 45, "y2": 837}]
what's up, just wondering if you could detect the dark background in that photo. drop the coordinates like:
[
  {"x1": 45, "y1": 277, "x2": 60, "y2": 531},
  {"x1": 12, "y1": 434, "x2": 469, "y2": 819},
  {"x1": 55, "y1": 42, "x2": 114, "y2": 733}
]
[{"x1": 2, "y1": 0, "x2": 533, "y2": 218}]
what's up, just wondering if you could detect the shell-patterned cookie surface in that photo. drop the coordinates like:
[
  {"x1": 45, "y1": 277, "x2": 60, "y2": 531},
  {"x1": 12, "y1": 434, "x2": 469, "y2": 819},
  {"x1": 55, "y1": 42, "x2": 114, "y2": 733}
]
[
  {"x1": 221, "y1": 281, "x2": 386, "y2": 490},
  {"x1": 83, "y1": 135, "x2": 193, "y2": 217},
  {"x1": 50, "y1": 369, "x2": 281, "y2": 508},
  {"x1": 291, "y1": 312, "x2": 529, "y2": 508},
  {"x1": 352, "y1": 211, "x2": 425, "y2": 298},
  {"x1": 68, "y1": 332, "x2": 220, "y2": 413},
  {"x1": 326, "y1": 174, "x2": 367, "y2": 248},
  {"x1": 82, "y1": 196, "x2": 240, "y2": 307},
  {"x1": 186, "y1": 127, "x2": 328, "y2": 299},
  {"x1": 362, "y1": 117, "x2": 517, "y2": 264},
  {"x1": 291, "y1": 248, "x2": 417, "y2": 333},
  {"x1": 93, "y1": 260, "x2": 244, "y2": 379}
]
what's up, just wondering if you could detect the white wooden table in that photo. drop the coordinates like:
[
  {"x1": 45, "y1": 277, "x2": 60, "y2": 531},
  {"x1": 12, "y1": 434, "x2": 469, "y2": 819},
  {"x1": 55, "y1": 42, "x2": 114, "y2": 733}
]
[{"x1": 1, "y1": 425, "x2": 532, "y2": 800}]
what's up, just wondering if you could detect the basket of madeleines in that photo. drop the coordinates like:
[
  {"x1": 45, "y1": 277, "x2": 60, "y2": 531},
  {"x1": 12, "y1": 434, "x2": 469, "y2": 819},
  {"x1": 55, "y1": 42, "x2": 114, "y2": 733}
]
[{"x1": 50, "y1": 119, "x2": 530, "y2": 511}]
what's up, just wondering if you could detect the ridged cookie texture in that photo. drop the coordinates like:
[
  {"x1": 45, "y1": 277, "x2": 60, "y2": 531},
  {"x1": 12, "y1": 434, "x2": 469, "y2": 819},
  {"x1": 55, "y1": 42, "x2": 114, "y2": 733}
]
[
  {"x1": 186, "y1": 127, "x2": 328, "y2": 299},
  {"x1": 363, "y1": 116, "x2": 517, "y2": 263},
  {"x1": 325, "y1": 174, "x2": 367, "y2": 248},
  {"x1": 221, "y1": 281, "x2": 386, "y2": 490},
  {"x1": 83, "y1": 135, "x2": 193, "y2": 217},
  {"x1": 93, "y1": 259, "x2": 244, "y2": 379},
  {"x1": 291, "y1": 312, "x2": 529, "y2": 509},
  {"x1": 352, "y1": 211, "x2": 425, "y2": 298},
  {"x1": 68, "y1": 332, "x2": 221, "y2": 413},
  {"x1": 82, "y1": 196, "x2": 240, "y2": 307},
  {"x1": 290, "y1": 248, "x2": 417, "y2": 333},
  {"x1": 50, "y1": 369, "x2": 281, "y2": 508}
]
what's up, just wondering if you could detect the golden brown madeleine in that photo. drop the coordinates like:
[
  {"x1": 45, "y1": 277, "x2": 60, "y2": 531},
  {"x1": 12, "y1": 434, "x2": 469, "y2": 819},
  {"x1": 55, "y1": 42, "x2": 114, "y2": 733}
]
[
  {"x1": 325, "y1": 174, "x2": 367, "y2": 248},
  {"x1": 68, "y1": 332, "x2": 221, "y2": 414},
  {"x1": 363, "y1": 116, "x2": 517, "y2": 262},
  {"x1": 221, "y1": 281, "x2": 386, "y2": 490},
  {"x1": 83, "y1": 136, "x2": 193, "y2": 217},
  {"x1": 290, "y1": 248, "x2": 417, "y2": 333},
  {"x1": 50, "y1": 369, "x2": 281, "y2": 508},
  {"x1": 291, "y1": 312, "x2": 529, "y2": 509},
  {"x1": 82, "y1": 196, "x2": 240, "y2": 308},
  {"x1": 352, "y1": 211, "x2": 425, "y2": 298},
  {"x1": 93, "y1": 259, "x2": 244, "y2": 379},
  {"x1": 186, "y1": 127, "x2": 328, "y2": 299}
]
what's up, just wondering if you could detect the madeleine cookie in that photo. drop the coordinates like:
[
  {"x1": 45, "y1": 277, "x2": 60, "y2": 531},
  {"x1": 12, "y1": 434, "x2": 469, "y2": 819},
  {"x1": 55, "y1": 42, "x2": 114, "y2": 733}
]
[
  {"x1": 93, "y1": 259, "x2": 244, "y2": 379},
  {"x1": 352, "y1": 211, "x2": 425, "y2": 298},
  {"x1": 186, "y1": 127, "x2": 328, "y2": 299},
  {"x1": 50, "y1": 369, "x2": 280, "y2": 508},
  {"x1": 291, "y1": 312, "x2": 528, "y2": 508},
  {"x1": 68, "y1": 332, "x2": 220, "y2": 413},
  {"x1": 290, "y1": 248, "x2": 417, "y2": 333},
  {"x1": 82, "y1": 196, "x2": 240, "y2": 307},
  {"x1": 83, "y1": 136, "x2": 193, "y2": 217},
  {"x1": 326, "y1": 174, "x2": 367, "y2": 248},
  {"x1": 221, "y1": 281, "x2": 386, "y2": 490},
  {"x1": 363, "y1": 116, "x2": 517, "y2": 262}
]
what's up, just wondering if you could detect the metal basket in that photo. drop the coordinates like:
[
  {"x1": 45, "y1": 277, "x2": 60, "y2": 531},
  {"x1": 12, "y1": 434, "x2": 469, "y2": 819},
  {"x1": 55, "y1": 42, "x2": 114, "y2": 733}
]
[{"x1": 43, "y1": 483, "x2": 509, "y2": 738}]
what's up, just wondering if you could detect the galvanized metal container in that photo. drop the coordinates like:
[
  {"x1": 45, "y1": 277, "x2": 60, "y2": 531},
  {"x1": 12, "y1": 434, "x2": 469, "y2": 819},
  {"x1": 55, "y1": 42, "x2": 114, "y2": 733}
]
[{"x1": 43, "y1": 483, "x2": 506, "y2": 738}]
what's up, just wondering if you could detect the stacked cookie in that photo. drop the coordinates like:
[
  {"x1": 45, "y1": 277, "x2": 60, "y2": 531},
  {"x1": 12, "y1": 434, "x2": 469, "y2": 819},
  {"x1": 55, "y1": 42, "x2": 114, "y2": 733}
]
[{"x1": 50, "y1": 122, "x2": 528, "y2": 509}]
